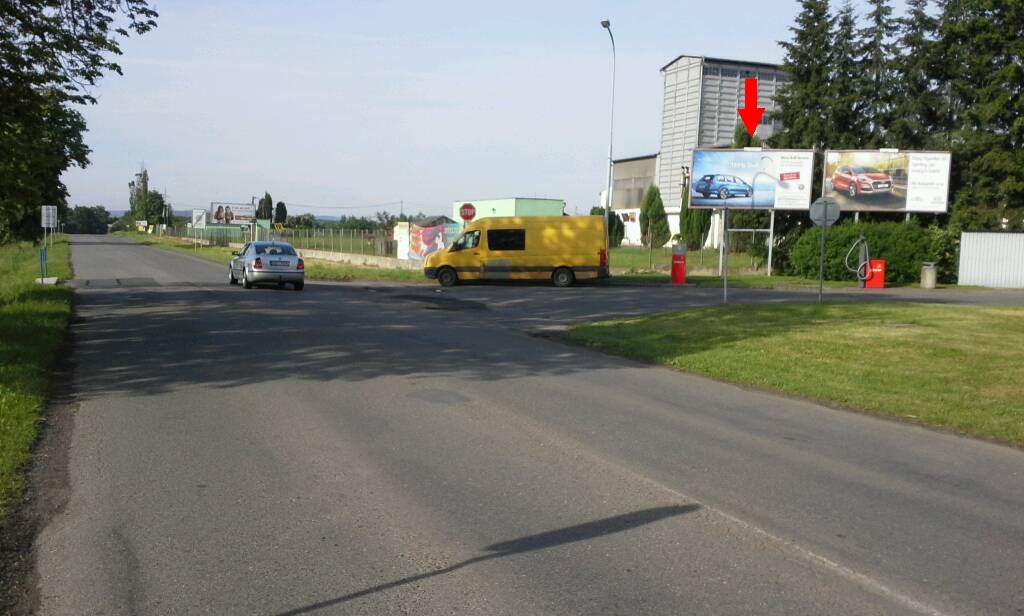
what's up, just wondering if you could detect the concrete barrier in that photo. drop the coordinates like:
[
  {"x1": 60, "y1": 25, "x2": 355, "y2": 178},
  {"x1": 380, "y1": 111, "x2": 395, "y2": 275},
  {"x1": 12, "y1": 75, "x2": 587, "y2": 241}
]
[{"x1": 228, "y1": 243, "x2": 421, "y2": 271}]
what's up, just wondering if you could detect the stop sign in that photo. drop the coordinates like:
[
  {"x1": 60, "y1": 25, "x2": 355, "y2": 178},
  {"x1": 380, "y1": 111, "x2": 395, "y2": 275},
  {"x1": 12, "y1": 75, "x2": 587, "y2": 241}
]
[{"x1": 460, "y1": 203, "x2": 476, "y2": 221}]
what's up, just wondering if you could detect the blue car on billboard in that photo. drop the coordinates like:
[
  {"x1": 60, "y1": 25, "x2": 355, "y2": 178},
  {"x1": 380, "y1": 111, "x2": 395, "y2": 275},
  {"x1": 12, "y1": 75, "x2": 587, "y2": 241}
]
[{"x1": 694, "y1": 174, "x2": 753, "y2": 199}]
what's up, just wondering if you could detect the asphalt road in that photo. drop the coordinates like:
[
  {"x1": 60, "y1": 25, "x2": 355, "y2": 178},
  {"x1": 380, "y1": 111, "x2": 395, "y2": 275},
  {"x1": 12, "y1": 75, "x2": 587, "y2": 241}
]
[{"x1": 34, "y1": 235, "x2": 1024, "y2": 615}]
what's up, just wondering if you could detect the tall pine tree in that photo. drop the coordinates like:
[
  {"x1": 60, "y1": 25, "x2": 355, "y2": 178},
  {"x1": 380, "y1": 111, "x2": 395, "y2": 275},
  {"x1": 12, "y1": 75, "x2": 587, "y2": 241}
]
[
  {"x1": 773, "y1": 0, "x2": 834, "y2": 151},
  {"x1": 855, "y1": 0, "x2": 898, "y2": 147},
  {"x1": 934, "y1": 0, "x2": 1024, "y2": 229},
  {"x1": 827, "y1": 2, "x2": 867, "y2": 149},
  {"x1": 887, "y1": 0, "x2": 940, "y2": 150}
]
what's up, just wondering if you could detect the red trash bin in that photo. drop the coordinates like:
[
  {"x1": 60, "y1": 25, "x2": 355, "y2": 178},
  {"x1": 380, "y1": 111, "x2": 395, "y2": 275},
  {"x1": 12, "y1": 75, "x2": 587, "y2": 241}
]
[
  {"x1": 865, "y1": 259, "x2": 886, "y2": 288},
  {"x1": 671, "y1": 244, "x2": 687, "y2": 284}
]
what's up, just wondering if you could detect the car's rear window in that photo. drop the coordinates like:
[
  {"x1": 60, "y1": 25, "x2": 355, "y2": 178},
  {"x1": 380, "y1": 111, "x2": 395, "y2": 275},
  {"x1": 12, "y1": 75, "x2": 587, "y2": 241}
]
[{"x1": 255, "y1": 244, "x2": 296, "y2": 255}]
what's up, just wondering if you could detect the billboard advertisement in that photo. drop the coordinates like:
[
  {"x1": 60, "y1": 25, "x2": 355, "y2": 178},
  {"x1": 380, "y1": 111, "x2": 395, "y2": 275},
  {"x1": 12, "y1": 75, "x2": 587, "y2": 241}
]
[
  {"x1": 690, "y1": 149, "x2": 815, "y2": 209},
  {"x1": 823, "y1": 150, "x2": 951, "y2": 213},
  {"x1": 209, "y1": 203, "x2": 256, "y2": 225}
]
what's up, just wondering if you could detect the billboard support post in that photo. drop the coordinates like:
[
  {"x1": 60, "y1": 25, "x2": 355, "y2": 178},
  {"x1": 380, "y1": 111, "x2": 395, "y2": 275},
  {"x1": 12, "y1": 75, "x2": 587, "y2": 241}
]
[
  {"x1": 722, "y1": 208, "x2": 729, "y2": 305},
  {"x1": 768, "y1": 210, "x2": 775, "y2": 277},
  {"x1": 818, "y1": 223, "x2": 826, "y2": 303}
]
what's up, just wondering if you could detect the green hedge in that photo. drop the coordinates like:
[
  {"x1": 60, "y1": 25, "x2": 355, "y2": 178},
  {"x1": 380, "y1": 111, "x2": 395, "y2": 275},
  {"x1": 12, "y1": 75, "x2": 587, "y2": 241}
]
[{"x1": 787, "y1": 221, "x2": 932, "y2": 284}]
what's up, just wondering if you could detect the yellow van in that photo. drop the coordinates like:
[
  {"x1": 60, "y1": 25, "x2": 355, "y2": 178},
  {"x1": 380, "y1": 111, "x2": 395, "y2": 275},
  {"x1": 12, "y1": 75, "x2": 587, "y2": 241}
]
[{"x1": 424, "y1": 216, "x2": 609, "y2": 287}]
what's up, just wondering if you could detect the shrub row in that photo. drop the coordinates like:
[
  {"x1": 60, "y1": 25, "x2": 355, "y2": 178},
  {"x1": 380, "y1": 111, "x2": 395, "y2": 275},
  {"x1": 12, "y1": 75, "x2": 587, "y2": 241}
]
[{"x1": 785, "y1": 221, "x2": 944, "y2": 284}]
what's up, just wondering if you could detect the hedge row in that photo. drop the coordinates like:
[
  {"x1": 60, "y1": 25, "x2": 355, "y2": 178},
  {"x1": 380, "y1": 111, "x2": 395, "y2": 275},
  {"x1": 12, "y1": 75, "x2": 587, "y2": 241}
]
[{"x1": 785, "y1": 221, "x2": 954, "y2": 284}]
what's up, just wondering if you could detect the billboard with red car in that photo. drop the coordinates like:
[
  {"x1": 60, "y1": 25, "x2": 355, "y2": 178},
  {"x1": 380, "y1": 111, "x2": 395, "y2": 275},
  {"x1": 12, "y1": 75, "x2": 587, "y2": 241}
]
[{"x1": 823, "y1": 150, "x2": 951, "y2": 213}]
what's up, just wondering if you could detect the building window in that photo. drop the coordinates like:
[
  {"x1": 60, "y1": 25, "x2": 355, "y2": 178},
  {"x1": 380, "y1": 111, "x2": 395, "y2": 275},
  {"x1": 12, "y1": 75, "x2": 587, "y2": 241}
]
[{"x1": 487, "y1": 229, "x2": 526, "y2": 251}]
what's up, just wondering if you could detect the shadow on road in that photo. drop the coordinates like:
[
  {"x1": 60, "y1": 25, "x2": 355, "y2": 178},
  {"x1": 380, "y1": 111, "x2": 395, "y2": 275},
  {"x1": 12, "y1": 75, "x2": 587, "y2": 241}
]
[{"x1": 273, "y1": 504, "x2": 701, "y2": 615}]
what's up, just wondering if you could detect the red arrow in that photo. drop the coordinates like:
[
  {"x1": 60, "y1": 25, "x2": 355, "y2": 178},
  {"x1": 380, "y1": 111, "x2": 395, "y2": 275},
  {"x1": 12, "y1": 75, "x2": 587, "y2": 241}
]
[{"x1": 737, "y1": 78, "x2": 765, "y2": 137}]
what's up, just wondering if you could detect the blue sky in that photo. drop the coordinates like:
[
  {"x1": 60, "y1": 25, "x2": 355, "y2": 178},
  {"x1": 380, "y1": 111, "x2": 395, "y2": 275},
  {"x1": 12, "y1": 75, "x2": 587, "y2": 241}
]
[{"x1": 62, "y1": 0, "x2": 802, "y2": 218}]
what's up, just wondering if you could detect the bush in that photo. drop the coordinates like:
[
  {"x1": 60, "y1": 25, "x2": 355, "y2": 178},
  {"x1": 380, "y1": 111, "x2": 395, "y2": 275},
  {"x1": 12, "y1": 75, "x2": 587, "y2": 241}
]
[
  {"x1": 787, "y1": 221, "x2": 931, "y2": 284},
  {"x1": 925, "y1": 222, "x2": 960, "y2": 283}
]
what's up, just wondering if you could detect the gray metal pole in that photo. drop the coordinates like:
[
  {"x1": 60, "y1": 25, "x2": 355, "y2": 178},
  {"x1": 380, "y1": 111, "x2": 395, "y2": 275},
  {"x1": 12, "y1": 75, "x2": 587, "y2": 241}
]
[
  {"x1": 601, "y1": 20, "x2": 616, "y2": 256},
  {"x1": 818, "y1": 224, "x2": 826, "y2": 303},
  {"x1": 768, "y1": 210, "x2": 775, "y2": 276}
]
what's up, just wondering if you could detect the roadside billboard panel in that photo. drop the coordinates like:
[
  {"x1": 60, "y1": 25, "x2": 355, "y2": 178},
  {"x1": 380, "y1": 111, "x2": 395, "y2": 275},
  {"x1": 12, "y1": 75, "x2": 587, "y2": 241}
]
[
  {"x1": 209, "y1": 203, "x2": 256, "y2": 225},
  {"x1": 690, "y1": 149, "x2": 815, "y2": 209},
  {"x1": 823, "y1": 150, "x2": 951, "y2": 213}
]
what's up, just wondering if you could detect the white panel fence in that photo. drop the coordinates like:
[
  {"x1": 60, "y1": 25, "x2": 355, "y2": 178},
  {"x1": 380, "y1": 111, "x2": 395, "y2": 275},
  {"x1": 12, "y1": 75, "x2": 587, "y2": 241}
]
[{"x1": 958, "y1": 232, "x2": 1024, "y2": 289}]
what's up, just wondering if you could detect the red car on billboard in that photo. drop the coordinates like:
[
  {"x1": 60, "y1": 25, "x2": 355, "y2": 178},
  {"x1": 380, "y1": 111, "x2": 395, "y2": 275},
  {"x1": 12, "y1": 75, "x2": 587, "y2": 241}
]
[{"x1": 832, "y1": 165, "x2": 893, "y2": 197}]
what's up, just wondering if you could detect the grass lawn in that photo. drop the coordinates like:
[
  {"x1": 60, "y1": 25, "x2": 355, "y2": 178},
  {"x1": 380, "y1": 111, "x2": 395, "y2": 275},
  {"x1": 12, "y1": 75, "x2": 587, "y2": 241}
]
[
  {"x1": 565, "y1": 302, "x2": 1024, "y2": 446},
  {"x1": 0, "y1": 237, "x2": 72, "y2": 515},
  {"x1": 119, "y1": 232, "x2": 427, "y2": 283},
  {"x1": 611, "y1": 246, "x2": 755, "y2": 271}
]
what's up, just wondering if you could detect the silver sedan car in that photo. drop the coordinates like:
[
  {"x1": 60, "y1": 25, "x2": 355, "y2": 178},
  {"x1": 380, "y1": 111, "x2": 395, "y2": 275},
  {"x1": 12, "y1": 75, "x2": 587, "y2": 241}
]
[{"x1": 229, "y1": 241, "x2": 305, "y2": 290}]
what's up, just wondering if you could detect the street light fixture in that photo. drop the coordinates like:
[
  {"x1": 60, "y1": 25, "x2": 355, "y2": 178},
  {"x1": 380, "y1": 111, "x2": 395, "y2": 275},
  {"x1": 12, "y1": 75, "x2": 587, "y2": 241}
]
[{"x1": 600, "y1": 19, "x2": 615, "y2": 246}]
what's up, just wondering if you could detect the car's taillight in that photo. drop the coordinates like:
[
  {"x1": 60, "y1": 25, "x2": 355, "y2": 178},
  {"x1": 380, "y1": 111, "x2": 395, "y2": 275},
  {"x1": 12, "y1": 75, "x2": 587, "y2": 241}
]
[
  {"x1": 297, "y1": 258, "x2": 304, "y2": 271},
  {"x1": 253, "y1": 257, "x2": 263, "y2": 269},
  {"x1": 599, "y1": 248, "x2": 607, "y2": 267}
]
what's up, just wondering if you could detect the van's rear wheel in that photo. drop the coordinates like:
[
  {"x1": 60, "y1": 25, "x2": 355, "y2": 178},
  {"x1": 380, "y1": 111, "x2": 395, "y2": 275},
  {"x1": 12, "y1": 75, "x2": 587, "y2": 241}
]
[
  {"x1": 552, "y1": 267, "x2": 575, "y2": 288},
  {"x1": 437, "y1": 267, "x2": 458, "y2": 287}
]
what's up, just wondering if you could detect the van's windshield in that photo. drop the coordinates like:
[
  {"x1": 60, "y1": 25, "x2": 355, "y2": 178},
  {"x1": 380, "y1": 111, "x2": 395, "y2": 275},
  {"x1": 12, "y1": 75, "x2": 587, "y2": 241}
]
[{"x1": 451, "y1": 231, "x2": 480, "y2": 251}]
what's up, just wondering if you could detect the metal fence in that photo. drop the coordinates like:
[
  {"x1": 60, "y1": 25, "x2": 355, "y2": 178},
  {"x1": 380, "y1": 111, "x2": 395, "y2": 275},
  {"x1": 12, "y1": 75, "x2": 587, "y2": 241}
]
[
  {"x1": 958, "y1": 232, "x2": 1024, "y2": 288},
  {"x1": 165, "y1": 226, "x2": 396, "y2": 257},
  {"x1": 275, "y1": 228, "x2": 395, "y2": 257}
]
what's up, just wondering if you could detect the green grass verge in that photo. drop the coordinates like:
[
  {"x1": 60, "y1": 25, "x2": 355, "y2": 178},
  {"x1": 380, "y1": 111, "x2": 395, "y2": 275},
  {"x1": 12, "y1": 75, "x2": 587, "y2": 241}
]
[
  {"x1": 0, "y1": 237, "x2": 72, "y2": 515},
  {"x1": 565, "y1": 302, "x2": 1024, "y2": 446},
  {"x1": 606, "y1": 272, "x2": 859, "y2": 289},
  {"x1": 117, "y1": 232, "x2": 427, "y2": 283}
]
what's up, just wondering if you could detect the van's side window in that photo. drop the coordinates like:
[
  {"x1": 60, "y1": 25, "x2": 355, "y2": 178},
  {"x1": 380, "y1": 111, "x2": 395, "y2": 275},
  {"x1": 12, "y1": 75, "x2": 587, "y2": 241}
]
[
  {"x1": 487, "y1": 229, "x2": 526, "y2": 251},
  {"x1": 451, "y1": 231, "x2": 480, "y2": 251}
]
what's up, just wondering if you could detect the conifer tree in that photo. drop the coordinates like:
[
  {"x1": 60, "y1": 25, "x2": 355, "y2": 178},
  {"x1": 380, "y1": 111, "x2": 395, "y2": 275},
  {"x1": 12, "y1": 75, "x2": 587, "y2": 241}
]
[
  {"x1": 855, "y1": 0, "x2": 898, "y2": 147},
  {"x1": 827, "y1": 2, "x2": 867, "y2": 148},
  {"x1": 887, "y1": 0, "x2": 939, "y2": 150},
  {"x1": 933, "y1": 0, "x2": 1024, "y2": 229},
  {"x1": 772, "y1": 0, "x2": 834, "y2": 150},
  {"x1": 274, "y1": 201, "x2": 288, "y2": 224},
  {"x1": 639, "y1": 186, "x2": 670, "y2": 248}
]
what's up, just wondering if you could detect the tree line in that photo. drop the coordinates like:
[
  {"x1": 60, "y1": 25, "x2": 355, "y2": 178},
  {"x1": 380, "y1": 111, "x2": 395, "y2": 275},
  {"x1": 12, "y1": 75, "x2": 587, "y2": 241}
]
[{"x1": 773, "y1": 0, "x2": 1022, "y2": 231}]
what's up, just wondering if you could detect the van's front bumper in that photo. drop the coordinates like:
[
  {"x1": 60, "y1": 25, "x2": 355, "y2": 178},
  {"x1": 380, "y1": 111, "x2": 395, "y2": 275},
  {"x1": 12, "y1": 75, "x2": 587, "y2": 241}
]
[{"x1": 424, "y1": 267, "x2": 438, "y2": 280}]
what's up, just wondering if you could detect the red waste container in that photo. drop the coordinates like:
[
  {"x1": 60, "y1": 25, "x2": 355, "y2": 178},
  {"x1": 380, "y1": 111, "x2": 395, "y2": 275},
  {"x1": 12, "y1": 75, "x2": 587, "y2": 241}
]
[
  {"x1": 865, "y1": 259, "x2": 886, "y2": 288},
  {"x1": 671, "y1": 244, "x2": 687, "y2": 284}
]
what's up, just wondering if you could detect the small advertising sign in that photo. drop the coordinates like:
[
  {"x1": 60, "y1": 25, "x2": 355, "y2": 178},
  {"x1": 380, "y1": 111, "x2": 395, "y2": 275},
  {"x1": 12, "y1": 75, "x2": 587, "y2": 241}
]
[
  {"x1": 209, "y1": 203, "x2": 256, "y2": 225},
  {"x1": 690, "y1": 150, "x2": 815, "y2": 209},
  {"x1": 192, "y1": 208, "x2": 207, "y2": 229},
  {"x1": 41, "y1": 205, "x2": 57, "y2": 228},
  {"x1": 823, "y1": 150, "x2": 951, "y2": 213}
]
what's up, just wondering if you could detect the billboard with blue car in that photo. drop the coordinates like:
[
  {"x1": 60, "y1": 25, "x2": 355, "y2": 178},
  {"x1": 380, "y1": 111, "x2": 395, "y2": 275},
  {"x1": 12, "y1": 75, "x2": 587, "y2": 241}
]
[{"x1": 690, "y1": 149, "x2": 815, "y2": 209}]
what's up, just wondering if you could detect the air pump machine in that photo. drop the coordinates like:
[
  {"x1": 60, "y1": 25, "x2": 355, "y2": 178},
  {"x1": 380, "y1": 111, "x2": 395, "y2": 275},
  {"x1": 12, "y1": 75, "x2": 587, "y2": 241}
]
[{"x1": 844, "y1": 234, "x2": 871, "y2": 288}]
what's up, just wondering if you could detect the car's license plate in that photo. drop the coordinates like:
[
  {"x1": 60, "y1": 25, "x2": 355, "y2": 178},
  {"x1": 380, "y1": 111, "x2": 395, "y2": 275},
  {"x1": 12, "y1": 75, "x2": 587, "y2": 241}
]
[{"x1": 270, "y1": 260, "x2": 288, "y2": 266}]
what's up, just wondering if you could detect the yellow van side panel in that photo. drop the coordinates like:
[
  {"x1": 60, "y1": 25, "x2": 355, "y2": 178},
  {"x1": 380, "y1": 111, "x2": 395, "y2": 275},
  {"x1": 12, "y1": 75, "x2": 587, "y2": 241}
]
[{"x1": 428, "y1": 216, "x2": 607, "y2": 281}]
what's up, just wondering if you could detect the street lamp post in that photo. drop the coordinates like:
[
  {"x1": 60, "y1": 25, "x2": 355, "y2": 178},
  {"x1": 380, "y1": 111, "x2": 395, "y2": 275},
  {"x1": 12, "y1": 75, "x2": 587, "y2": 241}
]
[{"x1": 601, "y1": 19, "x2": 615, "y2": 248}]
